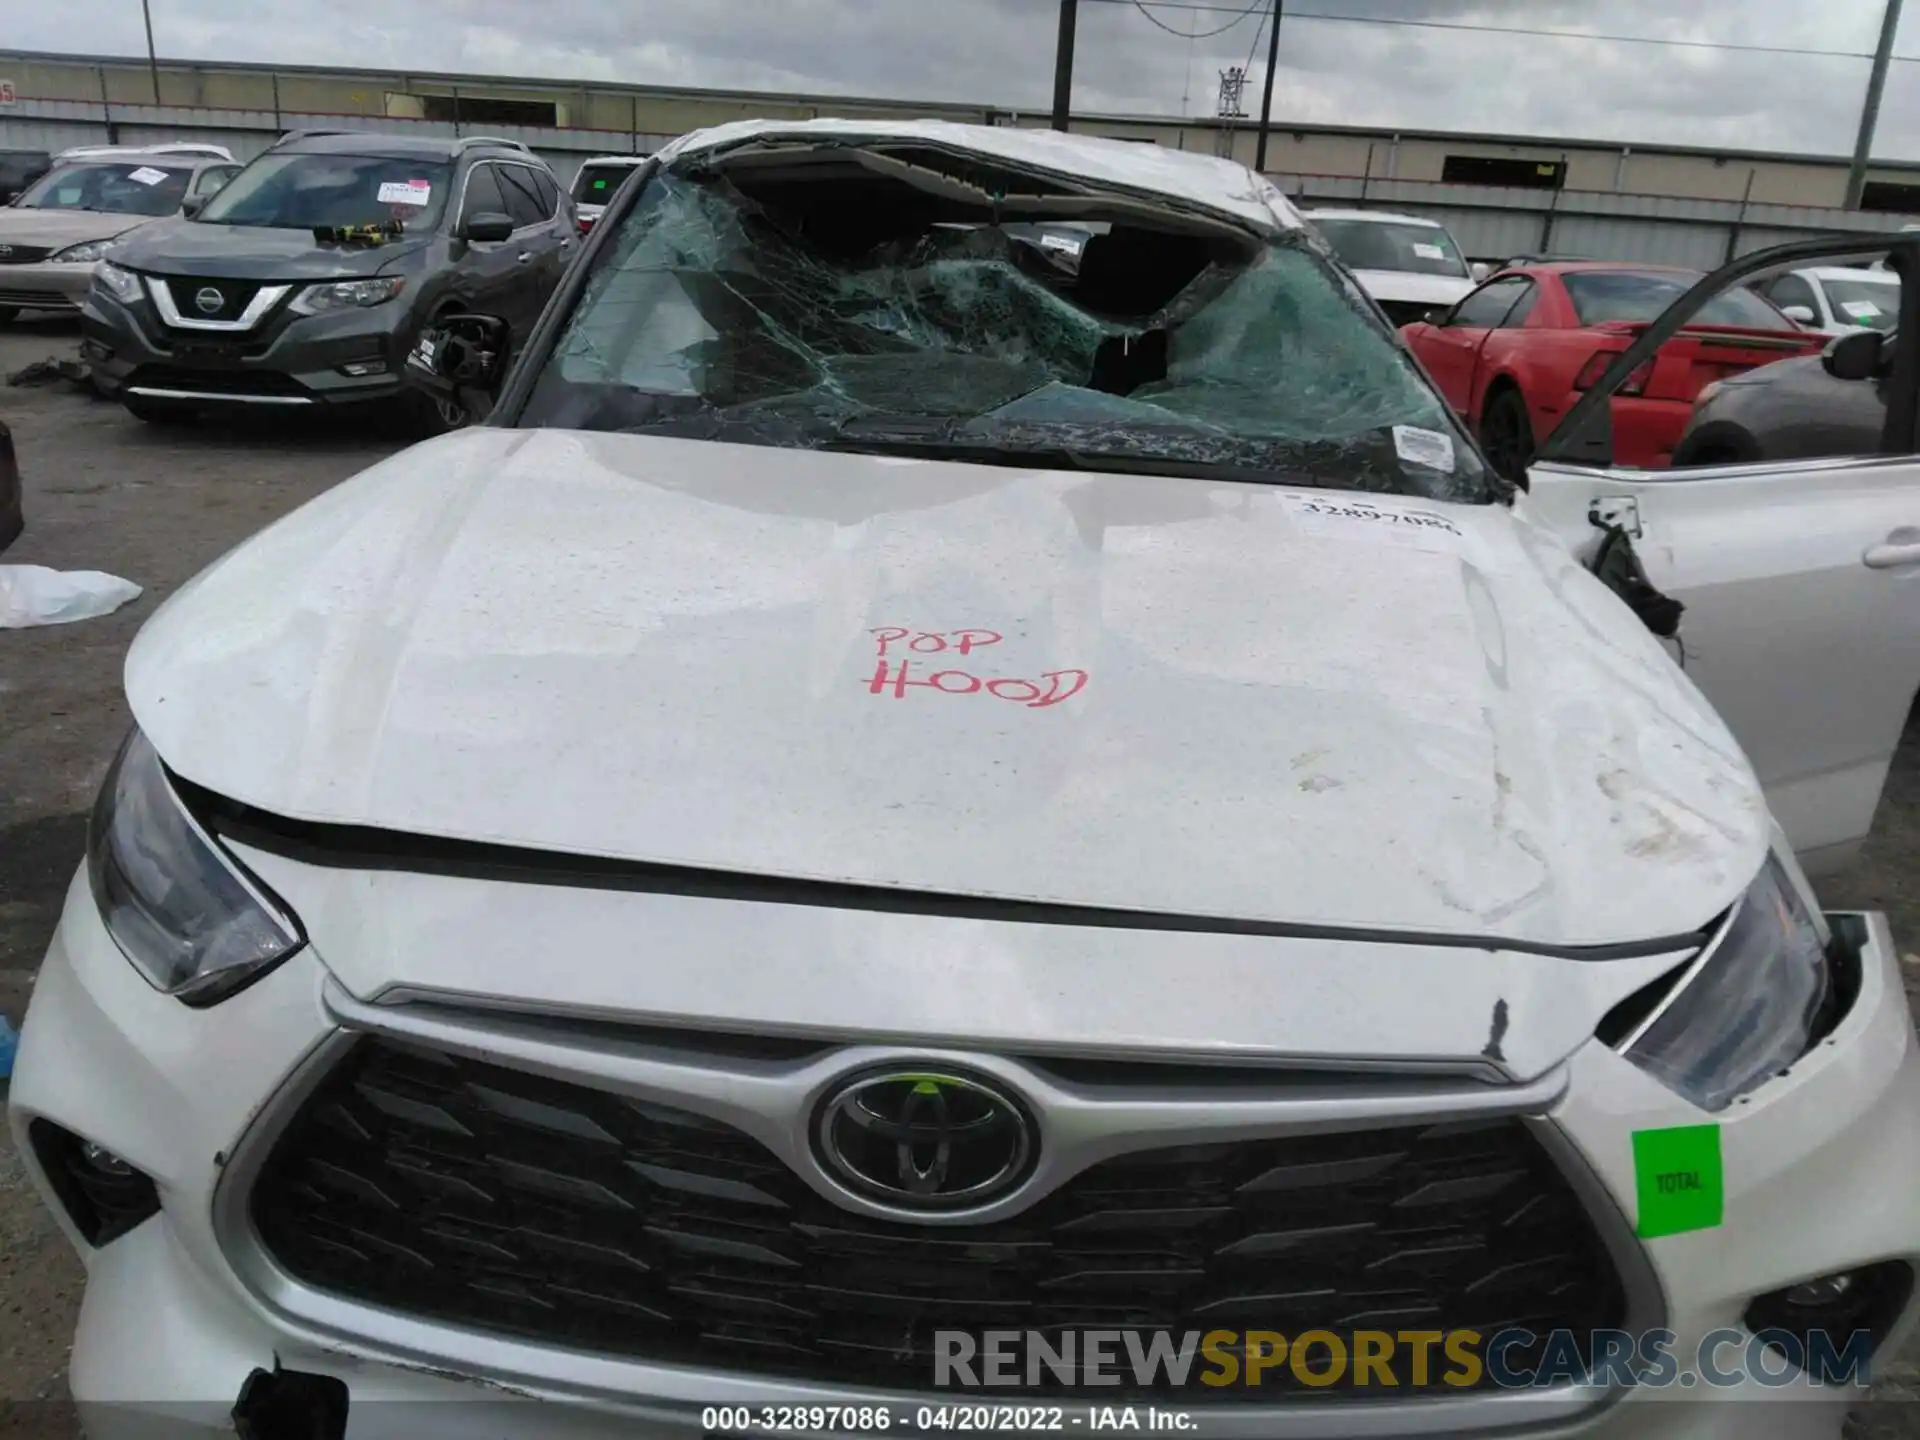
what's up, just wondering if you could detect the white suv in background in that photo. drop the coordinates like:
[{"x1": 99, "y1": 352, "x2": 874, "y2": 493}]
[
  {"x1": 1755, "y1": 266, "x2": 1900, "y2": 335},
  {"x1": 569, "y1": 152, "x2": 649, "y2": 231},
  {"x1": 1301, "y1": 206, "x2": 1480, "y2": 325}
]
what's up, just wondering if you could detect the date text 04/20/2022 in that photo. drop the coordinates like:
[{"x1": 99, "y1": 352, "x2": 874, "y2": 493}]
[{"x1": 701, "y1": 1404, "x2": 1196, "y2": 1432}]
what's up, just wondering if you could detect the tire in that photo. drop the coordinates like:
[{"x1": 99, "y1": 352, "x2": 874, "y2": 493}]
[
  {"x1": 1671, "y1": 422, "x2": 1761, "y2": 469},
  {"x1": 396, "y1": 308, "x2": 484, "y2": 438},
  {"x1": 397, "y1": 386, "x2": 475, "y2": 440},
  {"x1": 123, "y1": 395, "x2": 197, "y2": 426},
  {"x1": 1478, "y1": 386, "x2": 1535, "y2": 484}
]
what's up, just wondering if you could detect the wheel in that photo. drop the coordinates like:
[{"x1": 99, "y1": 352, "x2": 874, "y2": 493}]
[
  {"x1": 398, "y1": 386, "x2": 474, "y2": 439},
  {"x1": 1478, "y1": 386, "x2": 1534, "y2": 484},
  {"x1": 396, "y1": 309, "x2": 484, "y2": 438},
  {"x1": 1671, "y1": 422, "x2": 1761, "y2": 470},
  {"x1": 123, "y1": 395, "x2": 197, "y2": 426}
]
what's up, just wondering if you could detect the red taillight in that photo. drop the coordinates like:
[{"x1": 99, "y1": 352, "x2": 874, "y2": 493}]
[{"x1": 1575, "y1": 352, "x2": 1653, "y2": 396}]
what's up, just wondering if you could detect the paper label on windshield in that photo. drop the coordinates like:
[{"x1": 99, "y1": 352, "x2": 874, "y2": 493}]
[
  {"x1": 1412, "y1": 241, "x2": 1446, "y2": 260},
  {"x1": 1392, "y1": 424, "x2": 1456, "y2": 472},
  {"x1": 1841, "y1": 298, "x2": 1886, "y2": 320},
  {"x1": 126, "y1": 166, "x2": 168, "y2": 187},
  {"x1": 1282, "y1": 492, "x2": 1464, "y2": 552},
  {"x1": 377, "y1": 179, "x2": 433, "y2": 206},
  {"x1": 1633, "y1": 1124, "x2": 1723, "y2": 1238}
]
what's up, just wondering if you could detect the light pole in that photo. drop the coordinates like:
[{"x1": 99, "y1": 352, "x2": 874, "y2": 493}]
[
  {"x1": 141, "y1": 0, "x2": 161, "y2": 105},
  {"x1": 1253, "y1": 0, "x2": 1282, "y2": 173},
  {"x1": 1848, "y1": 0, "x2": 1905, "y2": 208},
  {"x1": 1052, "y1": 0, "x2": 1078, "y2": 131}
]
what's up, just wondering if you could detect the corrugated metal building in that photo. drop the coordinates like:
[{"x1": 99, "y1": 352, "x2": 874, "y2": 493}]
[{"x1": 4, "y1": 47, "x2": 1918, "y2": 264}]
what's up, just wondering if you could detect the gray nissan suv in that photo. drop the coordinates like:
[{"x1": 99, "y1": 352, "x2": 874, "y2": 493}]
[{"x1": 82, "y1": 130, "x2": 576, "y2": 427}]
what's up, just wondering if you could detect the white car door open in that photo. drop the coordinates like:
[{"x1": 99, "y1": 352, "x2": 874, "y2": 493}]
[
  {"x1": 1520, "y1": 455, "x2": 1920, "y2": 873},
  {"x1": 1524, "y1": 236, "x2": 1920, "y2": 876}
]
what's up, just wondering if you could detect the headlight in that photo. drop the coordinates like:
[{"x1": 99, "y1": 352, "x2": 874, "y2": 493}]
[
  {"x1": 289, "y1": 276, "x2": 405, "y2": 316},
  {"x1": 1621, "y1": 857, "x2": 1831, "y2": 1111},
  {"x1": 94, "y1": 261, "x2": 143, "y2": 304},
  {"x1": 1693, "y1": 380, "x2": 1723, "y2": 410},
  {"x1": 86, "y1": 729, "x2": 305, "y2": 1007},
  {"x1": 49, "y1": 238, "x2": 117, "y2": 264}
]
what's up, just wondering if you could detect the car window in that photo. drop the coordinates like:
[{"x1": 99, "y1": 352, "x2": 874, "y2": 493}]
[
  {"x1": 1313, "y1": 218, "x2": 1469, "y2": 279},
  {"x1": 1763, "y1": 273, "x2": 1818, "y2": 313},
  {"x1": 496, "y1": 165, "x2": 549, "y2": 230},
  {"x1": 1820, "y1": 275, "x2": 1900, "y2": 330},
  {"x1": 1498, "y1": 282, "x2": 1538, "y2": 329},
  {"x1": 572, "y1": 163, "x2": 639, "y2": 203},
  {"x1": 15, "y1": 161, "x2": 192, "y2": 217},
  {"x1": 530, "y1": 169, "x2": 562, "y2": 218},
  {"x1": 521, "y1": 168, "x2": 1496, "y2": 504},
  {"x1": 1449, "y1": 277, "x2": 1529, "y2": 328},
  {"x1": 1564, "y1": 270, "x2": 1791, "y2": 330},
  {"x1": 191, "y1": 165, "x2": 239, "y2": 197},
  {"x1": 1553, "y1": 244, "x2": 1901, "y2": 474},
  {"x1": 197, "y1": 153, "x2": 452, "y2": 230},
  {"x1": 460, "y1": 164, "x2": 507, "y2": 225}
]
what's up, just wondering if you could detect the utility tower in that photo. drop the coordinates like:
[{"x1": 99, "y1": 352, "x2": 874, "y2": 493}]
[{"x1": 1217, "y1": 66, "x2": 1248, "y2": 118}]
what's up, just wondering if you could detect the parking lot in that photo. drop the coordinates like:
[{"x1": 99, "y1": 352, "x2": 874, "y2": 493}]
[{"x1": 0, "y1": 307, "x2": 1917, "y2": 1430}]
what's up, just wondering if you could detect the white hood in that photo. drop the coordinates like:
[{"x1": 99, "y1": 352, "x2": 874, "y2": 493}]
[
  {"x1": 0, "y1": 207, "x2": 150, "y2": 250},
  {"x1": 1349, "y1": 269, "x2": 1477, "y2": 308},
  {"x1": 126, "y1": 428, "x2": 1766, "y2": 952}
]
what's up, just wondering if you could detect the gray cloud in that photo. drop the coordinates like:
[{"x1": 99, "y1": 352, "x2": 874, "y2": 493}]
[{"x1": 10, "y1": 0, "x2": 1920, "y2": 159}]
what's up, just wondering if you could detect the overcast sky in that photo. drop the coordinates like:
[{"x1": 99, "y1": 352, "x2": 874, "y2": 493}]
[{"x1": 14, "y1": 0, "x2": 1920, "y2": 160}]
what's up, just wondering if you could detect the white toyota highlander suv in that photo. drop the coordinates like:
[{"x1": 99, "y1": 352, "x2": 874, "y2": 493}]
[{"x1": 10, "y1": 120, "x2": 1920, "y2": 1440}]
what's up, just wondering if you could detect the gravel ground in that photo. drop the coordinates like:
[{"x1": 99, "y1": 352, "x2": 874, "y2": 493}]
[{"x1": 0, "y1": 314, "x2": 1915, "y2": 1432}]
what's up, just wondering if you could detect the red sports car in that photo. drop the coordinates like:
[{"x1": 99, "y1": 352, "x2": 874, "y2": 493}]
[{"x1": 1399, "y1": 262, "x2": 1823, "y2": 477}]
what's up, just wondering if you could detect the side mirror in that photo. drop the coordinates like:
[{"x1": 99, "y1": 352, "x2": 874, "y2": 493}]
[
  {"x1": 459, "y1": 211, "x2": 515, "y2": 244},
  {"x1": 404, "y1": 313, "x2": 511, "y2": 418},
  {"x1": 1823, "y1": 327, "x2": 1884, "y2": 381},
  {"x1": 180, "y1": 195, "x2": 208, "y2": 219},
  {"x1": 1428, "y1": 307, "x2": 1454, "y2": 326},
  {"x1": 1779, "y1": 304, "x2": 1817, "y2": 326},
  {"x1": 1469, "y1": 262, "x2": 1490, "y2": 283}
]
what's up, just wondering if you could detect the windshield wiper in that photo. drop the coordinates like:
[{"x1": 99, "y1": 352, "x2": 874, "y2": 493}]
[{"x1": 817, "y1": 430, "x2": 1325, "y2": 486}]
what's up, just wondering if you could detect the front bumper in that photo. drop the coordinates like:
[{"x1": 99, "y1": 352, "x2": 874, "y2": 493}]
[
  {"x1": 0, "y1": 259, "x2": 96, "y2": 312},
  {"x1": 10, "y1": 868, "x2": 1920, "y2": 1440},
  {"x1": 82, "y1": 285, "x2": 413, "y2": 408}
]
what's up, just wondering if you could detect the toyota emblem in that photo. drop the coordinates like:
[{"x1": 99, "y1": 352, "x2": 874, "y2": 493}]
[
  {"x1": 814, "y1": 1068, "x2": 1035, "y2": 1211},
  {"x1": 193, "y1": 286, "x2": 224, "y2": 315}
]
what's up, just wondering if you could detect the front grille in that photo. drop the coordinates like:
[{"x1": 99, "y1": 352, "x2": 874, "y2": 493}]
[
  {"x1": 0, "y1": 287, "x2": 78, "y2": 310},
  {"x1": 0, "y1": 245, "x2": 54, "y2": 265},
  {"x1": 250, "y1": 1040, "x2": 1626, "y2": 1399},
  {"x1": 160, "y1": 275, "x2": 264, "y2": 324}
]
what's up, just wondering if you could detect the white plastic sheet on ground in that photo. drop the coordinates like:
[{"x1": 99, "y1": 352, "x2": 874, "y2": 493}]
[{"x1": 0, "y1": 566, "x2": 143, "y2": 628}]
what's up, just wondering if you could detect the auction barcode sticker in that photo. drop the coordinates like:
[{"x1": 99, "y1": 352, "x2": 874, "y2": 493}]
[
  {"x1": 377, "y1": 179, "x2": 433, "y2": 205},
  {"x1": 1392, "y1": 425, "x2": 1456, "y2": 473}
]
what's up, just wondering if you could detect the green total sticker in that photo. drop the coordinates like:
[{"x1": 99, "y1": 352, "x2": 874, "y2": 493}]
[{"x1": 1633, "y1": 1124, "x2": 1724, "y2": 1238}]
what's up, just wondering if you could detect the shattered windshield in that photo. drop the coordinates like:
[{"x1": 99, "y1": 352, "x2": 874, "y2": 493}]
[{"x1": 520, "y1": 161, "x2": 1491, "y2": 502}]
